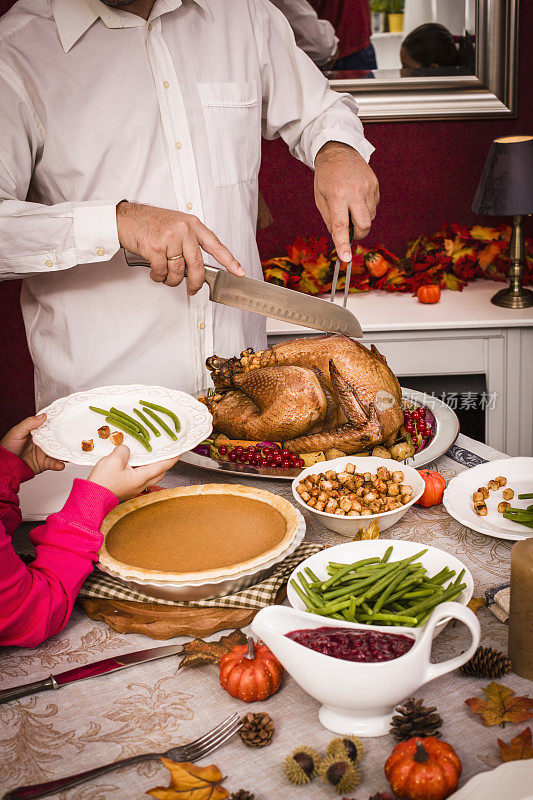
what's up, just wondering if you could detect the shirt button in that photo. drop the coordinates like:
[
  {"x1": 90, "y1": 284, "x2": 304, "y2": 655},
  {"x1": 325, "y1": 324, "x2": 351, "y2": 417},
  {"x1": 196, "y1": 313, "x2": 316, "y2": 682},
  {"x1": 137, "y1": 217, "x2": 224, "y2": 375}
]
[
  {"x1": 45, "y1": 259, "x2": 54, "y2": 268},
  {"x1": 148, "y1": 23, "x2": 152, "y2": 31},
  {"x1": 163, "y1": 80, "x2": 170, "y2": 89},
  {"x1": 199, "y1": 321, "x2": 206, "y2": 330},
  {"x1": 186, "y1": 201, "x2": 193, "y2": 210},
  {"x1": 96, "y1": 248, "x2": 106, "y2": 256},
  {"x1": 175, "y1": 141, "x2": 182, "y2": 150}
]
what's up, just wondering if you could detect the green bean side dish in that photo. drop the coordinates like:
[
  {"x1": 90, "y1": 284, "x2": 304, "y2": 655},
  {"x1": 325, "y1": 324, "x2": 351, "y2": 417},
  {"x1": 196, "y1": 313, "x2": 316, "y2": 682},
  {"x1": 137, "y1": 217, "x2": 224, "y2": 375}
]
[
  {"x1": 89, "y1": 401, "x2": 181, "y2": 452},
  {"x1": 290, "y1": 546, "x2": 467, "y2": 628},
  {"x1": 503, "y1": 492, "x2": 533, "y2": 528}
]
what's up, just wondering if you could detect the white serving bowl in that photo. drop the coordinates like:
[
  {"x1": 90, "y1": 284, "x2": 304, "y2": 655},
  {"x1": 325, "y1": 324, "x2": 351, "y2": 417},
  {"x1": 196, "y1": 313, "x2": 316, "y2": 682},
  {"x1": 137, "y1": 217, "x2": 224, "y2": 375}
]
[
  {"x1": 291, "y1": 456, "x2": 425, "y2": 536},
  {"x1": 286, "y1": 538, "x2": 474, "y2": 635},
  {"x1": 252, "y1": 603, "x2": 480, "y2": 736}
]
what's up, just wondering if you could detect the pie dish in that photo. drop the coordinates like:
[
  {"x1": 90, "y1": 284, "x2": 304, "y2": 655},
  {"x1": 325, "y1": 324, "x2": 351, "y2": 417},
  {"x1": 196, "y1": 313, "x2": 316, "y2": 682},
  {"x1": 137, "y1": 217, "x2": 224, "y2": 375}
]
[
  {"x1": 99, "y1": 510, "x2": 306, "y2": 602},
  {"x1": 98, "y1": 484, "x2": 300, "y2": 585}
]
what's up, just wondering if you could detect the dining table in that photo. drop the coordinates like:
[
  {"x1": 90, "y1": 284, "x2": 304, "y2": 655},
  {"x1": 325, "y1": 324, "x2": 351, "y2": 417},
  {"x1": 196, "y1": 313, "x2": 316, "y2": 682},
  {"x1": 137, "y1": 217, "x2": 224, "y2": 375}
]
[{"x1": 1, "y1": 432, "x2": 532, "y2": 800}]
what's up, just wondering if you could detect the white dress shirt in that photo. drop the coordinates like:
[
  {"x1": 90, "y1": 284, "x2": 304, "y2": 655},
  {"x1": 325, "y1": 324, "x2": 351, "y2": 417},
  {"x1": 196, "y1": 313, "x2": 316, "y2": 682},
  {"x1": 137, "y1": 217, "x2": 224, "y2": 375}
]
[
  {"x1": 0, "y1": 0, "x2": 373, "y2": 409},
  {"x1": 269, "y1": 0, "x2": 338, "y2": 65}
]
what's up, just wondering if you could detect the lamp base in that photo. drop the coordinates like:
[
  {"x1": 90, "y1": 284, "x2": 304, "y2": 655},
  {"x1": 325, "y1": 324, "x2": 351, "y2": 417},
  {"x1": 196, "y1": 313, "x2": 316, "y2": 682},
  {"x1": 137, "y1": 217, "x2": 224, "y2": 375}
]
[{"x1": 491, "y1": 286, "x2": 533, "y2": 309}]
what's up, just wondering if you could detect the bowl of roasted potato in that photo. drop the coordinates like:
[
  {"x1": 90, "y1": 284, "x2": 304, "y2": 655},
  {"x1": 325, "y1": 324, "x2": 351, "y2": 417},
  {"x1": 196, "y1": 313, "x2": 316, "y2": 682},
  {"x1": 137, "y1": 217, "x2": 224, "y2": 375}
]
[{"x1": 292, "y1": 456, "x2": 425, "y2": 536}]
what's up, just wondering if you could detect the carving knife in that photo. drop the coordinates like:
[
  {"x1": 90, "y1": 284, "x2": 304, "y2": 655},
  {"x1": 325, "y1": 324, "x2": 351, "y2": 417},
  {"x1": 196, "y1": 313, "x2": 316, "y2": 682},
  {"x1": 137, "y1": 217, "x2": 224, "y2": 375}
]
[
  {"x1": 124, "y1": 250, "x2": 363, "y2": 338},
  {"x1": 0, "y1": 644, "x2": 184, "y2": 704}
]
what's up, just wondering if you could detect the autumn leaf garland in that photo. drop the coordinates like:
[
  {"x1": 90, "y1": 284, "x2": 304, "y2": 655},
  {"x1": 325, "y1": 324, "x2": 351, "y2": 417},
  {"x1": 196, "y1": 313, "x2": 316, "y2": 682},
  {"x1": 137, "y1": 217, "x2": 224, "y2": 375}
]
[{"x1": 261, "y1": 223, "x2": 533, "y2": 297}]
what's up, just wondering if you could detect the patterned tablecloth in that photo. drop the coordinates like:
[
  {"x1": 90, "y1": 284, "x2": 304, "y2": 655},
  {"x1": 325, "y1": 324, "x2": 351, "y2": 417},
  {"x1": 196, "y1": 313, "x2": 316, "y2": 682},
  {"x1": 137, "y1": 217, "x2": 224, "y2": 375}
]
[{"x1": 1, "y1": 434, "x2": 532, "y2": 799}]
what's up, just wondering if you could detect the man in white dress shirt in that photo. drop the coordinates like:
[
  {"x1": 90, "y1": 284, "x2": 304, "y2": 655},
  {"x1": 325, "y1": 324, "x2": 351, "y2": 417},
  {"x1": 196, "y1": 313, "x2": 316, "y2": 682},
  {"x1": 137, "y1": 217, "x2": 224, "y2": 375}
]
[
  {"x1": 0, "y1": 0, "x2": 378, "y2": 409},
  {"x1": 270, "y1": 0, "x2": 338, "y2": 66}
]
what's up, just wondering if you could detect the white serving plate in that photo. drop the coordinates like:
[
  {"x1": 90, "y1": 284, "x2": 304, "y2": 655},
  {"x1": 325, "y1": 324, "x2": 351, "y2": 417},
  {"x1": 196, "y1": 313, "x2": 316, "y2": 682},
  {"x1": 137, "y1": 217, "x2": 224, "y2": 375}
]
[
  {"x1": 287, "y1": 538, "x2": 474, "y2": 634},
  {"x1": 98, "y1": 509, "x2": 306, "y2": 602},
  {"x1": 179, "y1": 387, "x2": 460, "y2": 479},
  {"x1": 443, "y1": 457, "x2": 533, "y2": 541},
  {"x1": 291, "y1": 456, "x2": 425, "y2": 536},
  {"x1": 32, "y1": 384, "x2": 213, "y2": 467},
  {"x1": 449, "y1": 761, "x2": 533, "y2": 800}
]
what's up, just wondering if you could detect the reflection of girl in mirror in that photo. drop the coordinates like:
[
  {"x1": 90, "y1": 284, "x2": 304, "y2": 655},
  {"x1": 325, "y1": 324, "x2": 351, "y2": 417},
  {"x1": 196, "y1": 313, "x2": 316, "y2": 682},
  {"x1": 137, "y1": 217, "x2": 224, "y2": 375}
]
[{"x1": 400, "y1": 23, "x2": 475, "y2": 72}]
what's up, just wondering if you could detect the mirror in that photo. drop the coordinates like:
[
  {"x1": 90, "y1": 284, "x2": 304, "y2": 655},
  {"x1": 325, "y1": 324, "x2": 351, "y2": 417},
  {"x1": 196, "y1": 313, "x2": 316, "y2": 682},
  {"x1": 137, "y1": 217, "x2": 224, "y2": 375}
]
[{"x1": 325, "y1": 0, "x2": 518, "y2": 120}]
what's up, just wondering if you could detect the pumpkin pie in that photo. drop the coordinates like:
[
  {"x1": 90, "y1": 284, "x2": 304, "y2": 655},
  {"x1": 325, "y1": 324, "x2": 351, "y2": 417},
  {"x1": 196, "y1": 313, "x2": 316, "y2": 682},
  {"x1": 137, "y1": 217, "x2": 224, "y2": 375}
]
[{"x1": 98, "y1": 484, "x2": 300, "y2": 584}]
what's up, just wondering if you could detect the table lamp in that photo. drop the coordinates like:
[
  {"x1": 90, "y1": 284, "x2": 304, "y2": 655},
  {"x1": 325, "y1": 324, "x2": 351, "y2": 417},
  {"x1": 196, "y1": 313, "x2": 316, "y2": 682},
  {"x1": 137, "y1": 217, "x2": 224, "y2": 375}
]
[{"x1": 472, "y1": 135, "x2": 533, "y2": 308}]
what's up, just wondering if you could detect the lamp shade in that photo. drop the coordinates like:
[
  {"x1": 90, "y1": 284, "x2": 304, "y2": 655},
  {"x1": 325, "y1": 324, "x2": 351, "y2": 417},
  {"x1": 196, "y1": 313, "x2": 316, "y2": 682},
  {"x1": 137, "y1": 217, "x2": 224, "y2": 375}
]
[{"x1": 472, "y1": 135, "x2": 533, "y2": 216}]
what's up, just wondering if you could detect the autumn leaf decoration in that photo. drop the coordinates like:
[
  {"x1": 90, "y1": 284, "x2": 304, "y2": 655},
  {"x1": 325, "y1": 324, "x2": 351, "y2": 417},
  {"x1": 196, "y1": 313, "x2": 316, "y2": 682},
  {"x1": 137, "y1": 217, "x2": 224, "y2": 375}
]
[
  {"x1": 497, "y1": 727, "x2": 533, "y2": 762},
  {"x1": 147, "y1": 758, "x2": 228, "y2": 800},
  {"x1": 179, "y1": 629, "x2": 247, "y2": 670},
  {"x1": 465, "y1": 682, "x2": 533, "y2": 727}
]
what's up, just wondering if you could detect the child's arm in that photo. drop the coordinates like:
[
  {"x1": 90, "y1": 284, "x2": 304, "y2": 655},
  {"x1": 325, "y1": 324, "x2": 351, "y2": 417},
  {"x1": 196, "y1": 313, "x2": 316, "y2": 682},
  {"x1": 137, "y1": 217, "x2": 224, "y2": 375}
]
[
  {"x1": 0, "y1": 442, "x2": 178, "y2": 648},
  {"x1": 0, "y1": 479, "x2": 118, "y2": 647},
  {"x1": 0, "y1": 445, "x2": 34, "y2": 537}
]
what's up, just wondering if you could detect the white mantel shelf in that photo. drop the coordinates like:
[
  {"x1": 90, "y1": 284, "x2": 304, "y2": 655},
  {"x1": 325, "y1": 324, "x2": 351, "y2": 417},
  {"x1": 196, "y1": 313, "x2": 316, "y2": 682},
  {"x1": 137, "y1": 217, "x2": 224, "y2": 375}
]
[
  {"x1": 266, "y1": 281, "x2": 533, "y2": 458},
  {"x1": 266, "y1": 281, "x2": 533, "y2": 337}
]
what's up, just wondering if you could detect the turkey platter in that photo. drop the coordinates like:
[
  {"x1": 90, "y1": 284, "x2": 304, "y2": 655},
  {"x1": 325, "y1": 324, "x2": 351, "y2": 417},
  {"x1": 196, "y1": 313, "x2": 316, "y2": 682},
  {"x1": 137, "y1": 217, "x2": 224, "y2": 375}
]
[{"x1": 204, "y1": 336, "x2": 405, "y2": 455}]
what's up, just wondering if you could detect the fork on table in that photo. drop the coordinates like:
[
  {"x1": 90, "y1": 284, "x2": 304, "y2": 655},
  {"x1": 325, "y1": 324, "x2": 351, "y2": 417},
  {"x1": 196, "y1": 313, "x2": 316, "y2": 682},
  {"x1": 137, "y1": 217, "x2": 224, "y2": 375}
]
[
  {"x1": 3, "y1": 713, "x2": 242, "y2": 800},
  {"x1": 330, "y1": 218, "x2": 355, "y2": 308}
]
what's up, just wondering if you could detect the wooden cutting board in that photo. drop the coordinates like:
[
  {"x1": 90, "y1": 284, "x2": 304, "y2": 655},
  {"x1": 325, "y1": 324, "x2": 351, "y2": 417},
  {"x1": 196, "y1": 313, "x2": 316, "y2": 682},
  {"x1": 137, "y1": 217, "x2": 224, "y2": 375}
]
[{"x1": 80, "y1": 584, "x2": 287, "y2": 639}]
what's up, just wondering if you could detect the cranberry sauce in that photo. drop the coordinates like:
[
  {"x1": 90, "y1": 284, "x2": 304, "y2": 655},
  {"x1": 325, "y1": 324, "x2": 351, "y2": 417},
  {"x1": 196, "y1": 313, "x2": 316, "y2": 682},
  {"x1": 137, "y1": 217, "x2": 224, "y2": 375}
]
[{"x1": 286, "y1": 627, "x2": 414, "y2": 663}]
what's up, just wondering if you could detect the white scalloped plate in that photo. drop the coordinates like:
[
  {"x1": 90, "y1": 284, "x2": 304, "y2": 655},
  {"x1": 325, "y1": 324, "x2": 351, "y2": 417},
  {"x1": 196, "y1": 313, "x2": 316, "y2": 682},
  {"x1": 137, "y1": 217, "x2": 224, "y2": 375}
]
[
  {"x1": 443, "y1": 457, "x2": 533, "y2": 541},
  {"x1": 449, "y1": 761, "x2": 533, "y2": 800},
  {"x1": 32, "y1": 385, "x2": 213, "y2": 467}
]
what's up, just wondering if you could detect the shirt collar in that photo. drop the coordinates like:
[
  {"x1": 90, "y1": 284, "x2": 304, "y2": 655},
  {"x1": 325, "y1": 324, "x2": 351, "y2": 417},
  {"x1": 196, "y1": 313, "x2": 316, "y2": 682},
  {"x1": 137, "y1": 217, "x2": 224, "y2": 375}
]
[{"x1": 52, "y1": 0, "x2": 212, "y2": 54}]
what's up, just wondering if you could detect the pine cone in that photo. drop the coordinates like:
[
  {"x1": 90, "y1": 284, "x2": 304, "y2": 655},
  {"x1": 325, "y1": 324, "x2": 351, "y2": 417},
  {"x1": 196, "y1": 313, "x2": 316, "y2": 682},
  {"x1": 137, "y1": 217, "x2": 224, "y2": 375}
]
[
  {"x1": 230, "y1": 791, "x2": 254, "y2": 800},
  {"x1": 238, "y1": 712, "x2": 274, "y2": 747},
  {"x1": 390, "y1": 697, "x2": 442, "y2": 741},
  {"x1": 460, "y1": 645, "x2": 512, "y2": 678}
]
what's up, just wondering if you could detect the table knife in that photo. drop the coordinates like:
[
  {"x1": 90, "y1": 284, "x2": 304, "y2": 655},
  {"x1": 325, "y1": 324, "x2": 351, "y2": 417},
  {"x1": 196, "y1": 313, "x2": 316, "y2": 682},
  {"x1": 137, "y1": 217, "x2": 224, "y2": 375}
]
[
  {"x1": 0, "y1": 644, "x2": 183, "y2": 704},
  {"x1": 124, "y1": 250, "x2": 363, "y2": 338}
]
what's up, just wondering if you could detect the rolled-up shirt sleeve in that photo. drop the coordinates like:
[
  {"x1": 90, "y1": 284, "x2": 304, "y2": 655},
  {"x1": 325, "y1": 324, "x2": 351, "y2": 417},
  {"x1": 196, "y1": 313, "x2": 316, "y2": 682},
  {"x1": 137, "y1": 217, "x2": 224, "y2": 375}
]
[
  {"x1": 269, "y1": 0, "x2": 338, "y2": 65},
  {"x1": 255, "y1": 0, "x2": 374, "y2": 168},
  {"x1": 0, "y1": 68, "x2": 121, "y2": 281}
]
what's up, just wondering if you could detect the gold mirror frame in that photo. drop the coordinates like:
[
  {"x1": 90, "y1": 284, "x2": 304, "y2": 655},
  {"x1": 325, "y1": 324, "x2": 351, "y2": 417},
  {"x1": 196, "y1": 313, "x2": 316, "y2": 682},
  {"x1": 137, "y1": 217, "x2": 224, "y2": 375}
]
[{"x1": 329, "y1": 0, "x2": 518, "y2": 121}]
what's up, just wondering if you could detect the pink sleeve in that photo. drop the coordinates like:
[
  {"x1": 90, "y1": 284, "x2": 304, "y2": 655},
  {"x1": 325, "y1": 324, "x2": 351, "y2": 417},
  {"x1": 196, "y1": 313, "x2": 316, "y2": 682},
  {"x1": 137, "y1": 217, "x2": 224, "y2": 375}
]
[
  {"x1": 0, "y1": 478, "x2": 118, "y2": 648},
  {"x1": 0, "y1": 445, "x2": 35, "y2": 537}
]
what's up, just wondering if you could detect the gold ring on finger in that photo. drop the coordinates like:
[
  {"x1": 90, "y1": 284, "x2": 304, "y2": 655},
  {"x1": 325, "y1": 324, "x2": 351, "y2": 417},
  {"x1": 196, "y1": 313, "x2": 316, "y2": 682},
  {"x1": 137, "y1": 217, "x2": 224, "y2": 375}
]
[{"x1": 167, "y1": 253, "x2": 184, "y2": 261}]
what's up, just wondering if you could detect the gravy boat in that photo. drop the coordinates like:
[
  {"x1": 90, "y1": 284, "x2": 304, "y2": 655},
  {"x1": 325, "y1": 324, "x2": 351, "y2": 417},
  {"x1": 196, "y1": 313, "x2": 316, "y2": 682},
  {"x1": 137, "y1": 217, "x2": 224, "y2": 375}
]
[{"x1": 252, "y1": 602, "x2": 480, "y2": 737}]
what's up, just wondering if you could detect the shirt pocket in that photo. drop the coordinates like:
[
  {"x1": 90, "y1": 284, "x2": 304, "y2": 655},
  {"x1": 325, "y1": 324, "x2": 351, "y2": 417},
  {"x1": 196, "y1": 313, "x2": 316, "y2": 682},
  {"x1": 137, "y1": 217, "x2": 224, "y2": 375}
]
[{"x1": 197, "y1": 82, "x2": 260, "y2": 188}]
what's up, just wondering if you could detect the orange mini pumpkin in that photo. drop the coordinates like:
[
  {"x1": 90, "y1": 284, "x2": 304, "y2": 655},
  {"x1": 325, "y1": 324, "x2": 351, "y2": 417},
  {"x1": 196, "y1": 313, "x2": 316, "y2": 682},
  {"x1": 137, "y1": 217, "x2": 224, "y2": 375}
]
[
  {"x1": 219, "y1": 637, "x2": 284, "y2": 702},
  {"x1": 416, "y1": 470, "x2": 446, "y2": 507},
  {"x1": 417, "y1": 285, "x2": 441, "y2": 304},
  {"x1": 365, "y1": 250, "x2": 390, "y2": 278},
  {"x1": 385, "y1": 737, "x2": 462, "y2": 800}
]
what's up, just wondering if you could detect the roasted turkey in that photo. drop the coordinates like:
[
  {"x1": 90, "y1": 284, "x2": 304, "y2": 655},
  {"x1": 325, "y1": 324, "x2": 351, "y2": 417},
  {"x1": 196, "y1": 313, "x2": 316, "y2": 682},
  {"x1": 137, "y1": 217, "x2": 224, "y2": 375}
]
[{"x1": 204, "y1": 335, "x2": 404, "y2": 454}]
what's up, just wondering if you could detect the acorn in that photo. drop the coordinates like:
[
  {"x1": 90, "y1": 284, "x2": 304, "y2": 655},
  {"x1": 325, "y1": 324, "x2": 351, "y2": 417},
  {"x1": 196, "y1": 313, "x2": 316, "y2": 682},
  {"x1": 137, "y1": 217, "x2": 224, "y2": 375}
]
[
  {"x1": 283, "y1": 746, "x2": 320, "y2": 785},
  {"x1": 326, "y1": 735, "x2": 364, "y2": 765},
  {"x1": 318, "y1": 754, "x2": 361, "y2": 795}
]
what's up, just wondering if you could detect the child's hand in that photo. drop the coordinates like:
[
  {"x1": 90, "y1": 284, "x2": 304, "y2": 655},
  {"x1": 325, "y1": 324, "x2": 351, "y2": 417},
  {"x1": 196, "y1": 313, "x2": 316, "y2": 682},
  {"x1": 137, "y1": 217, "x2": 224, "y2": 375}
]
[
  {"x1": 88, "y1": 445, "x2": 179, "y2": 501},
  {"x1": 1, "y1": 414, "x2": 66, "y2": 475}
]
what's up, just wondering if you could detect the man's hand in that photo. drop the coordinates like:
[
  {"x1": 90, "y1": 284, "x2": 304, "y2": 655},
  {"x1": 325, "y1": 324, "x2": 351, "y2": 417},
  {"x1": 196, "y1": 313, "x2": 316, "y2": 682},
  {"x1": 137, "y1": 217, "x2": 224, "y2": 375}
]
[
  {"x1": 116, "y1": 202, "x2": 245, "y2": 295},
  {"x1": 88, "y1": 445, "x2": 179, "y2": 501},
  {"x1": 314, "y1": 142, "x2": 380, "y2": 261},
  {"x1": 1, "y1": 414, "x2": 66, "y2": 475}
]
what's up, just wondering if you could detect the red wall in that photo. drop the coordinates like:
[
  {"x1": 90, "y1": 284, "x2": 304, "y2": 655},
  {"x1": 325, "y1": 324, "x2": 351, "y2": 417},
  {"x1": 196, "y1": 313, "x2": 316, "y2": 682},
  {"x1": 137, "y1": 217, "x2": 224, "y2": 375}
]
[
  {"x1": 258, "y1": 0, "x2": 533, "y2": 258},
  {"x1": 1, "y1": 0, "x2": 532, "y2": 434}
]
